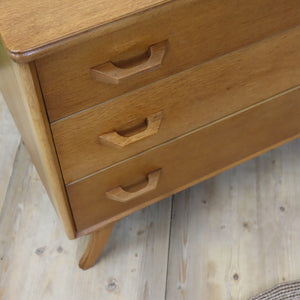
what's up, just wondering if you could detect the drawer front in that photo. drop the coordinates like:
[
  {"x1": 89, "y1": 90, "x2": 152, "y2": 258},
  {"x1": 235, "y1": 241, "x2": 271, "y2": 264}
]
[
  {"x1": 52, "y1": 27, "x2": 300, "y2": 184},
  {"x1": 67, "y1": 86, "x2": 300, "y2": 234},
  {"x1": 36, "y1": 0, "x2": 300, "y2": 121}
]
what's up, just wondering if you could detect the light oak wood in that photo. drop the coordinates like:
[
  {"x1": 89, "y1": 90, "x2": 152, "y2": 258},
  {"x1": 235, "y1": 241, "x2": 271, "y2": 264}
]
[
  {"x1": 90, "y1": 40, "x2": 168, "y2": 84},
  {"x1": 79, "y1": 223, "x2": 115, "y2": 270},
  {"x1": 2, "y1": 0, "x2": 300, "y2": 274},
  {"x1": 0, "y1": 41, "x2": 75, "y2": 239},
  {"x1": 36, "y1": 0, "x2": 300, "y2": 121},
  {"x1": 99, "y1": 111, "x2": 164, "y2": 149},
  {"x1": 2, "y1": 100, "x2": 300, "y2": 298},
  {"x1": 52, "y1": 27, "x2": 300, "y2": 183},
  {"x1": 0, "y1": 141, "x2": 173, "y2": 299},
  {"x1": 67, "y1": 86, "x2": 300, "y2": 234},
  {"x1": 166, "y1": 139, "x2": 300, "y2": 300},
  {"x1": 106, "y1": 169, "x2": 161, "y2": 203},
  {"x1": 0, "y1": 0, "x2": 172, "y2": 61}
]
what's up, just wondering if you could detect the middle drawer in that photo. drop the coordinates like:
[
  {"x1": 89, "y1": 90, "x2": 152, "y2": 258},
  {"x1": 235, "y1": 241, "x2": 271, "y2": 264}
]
[{"x1": 52, "y1": 27, "x2": 300, "y2": 184}]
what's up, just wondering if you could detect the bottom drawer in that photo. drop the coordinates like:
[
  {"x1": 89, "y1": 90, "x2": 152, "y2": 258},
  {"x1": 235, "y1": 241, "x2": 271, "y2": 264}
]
[{"x1": 68, "y1": 87, "x2": 300, "y2": 235}]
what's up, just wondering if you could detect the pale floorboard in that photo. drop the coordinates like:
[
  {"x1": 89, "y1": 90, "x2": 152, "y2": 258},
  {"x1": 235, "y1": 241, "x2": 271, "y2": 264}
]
[
  {"x1": 166, "y1": 139, "x2": 300, "y2": 300},
  {"x1": 0, "y1": 93, "x2": 20, "y2": 213},
  {"x1": 0, "y1": 143, "x2": 172, "y2": 300},
  {"x1": 1, "y1": 94, "x2": 300, "y2": 299}
]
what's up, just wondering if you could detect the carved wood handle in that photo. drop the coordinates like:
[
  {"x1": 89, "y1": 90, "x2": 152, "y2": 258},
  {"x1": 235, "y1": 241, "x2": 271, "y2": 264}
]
[
  {"x1": 90, "y1": 40, "x2": 168, "y2": 84},
  {"x1": 105, "y1": 169, "x2": 161, "y2": 202},
  {"x1": 99, "y1": 111, "x2": 163, "y2": 148}
]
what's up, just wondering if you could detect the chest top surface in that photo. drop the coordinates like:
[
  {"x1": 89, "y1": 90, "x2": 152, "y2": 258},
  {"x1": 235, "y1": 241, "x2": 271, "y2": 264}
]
[{"x1": 0, "y1": 0, "x2": 172, "y2": 61}]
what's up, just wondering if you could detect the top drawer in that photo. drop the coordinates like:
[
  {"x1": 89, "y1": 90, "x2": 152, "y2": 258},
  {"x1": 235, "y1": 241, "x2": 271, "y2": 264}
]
[{"x1": 36, "y1": 0, "x2": 300, "y2": 122}]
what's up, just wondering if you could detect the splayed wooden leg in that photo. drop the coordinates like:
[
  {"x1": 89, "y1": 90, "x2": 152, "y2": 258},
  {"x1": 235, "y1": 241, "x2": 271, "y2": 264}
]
[{"x1": 79, "y1": 223, "x2": 115, "y2": 270}]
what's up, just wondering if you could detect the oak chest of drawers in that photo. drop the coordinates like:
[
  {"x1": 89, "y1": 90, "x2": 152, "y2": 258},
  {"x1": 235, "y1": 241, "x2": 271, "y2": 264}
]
[{"x1": 1, "y1": 0, "x2": 300, "y2": 269}]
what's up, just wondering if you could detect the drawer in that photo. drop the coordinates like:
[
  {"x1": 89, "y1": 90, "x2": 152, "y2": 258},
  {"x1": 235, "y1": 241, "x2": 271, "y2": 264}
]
[
  {"x1": 36, "y1": 0, "x2": 300, "y2": 121},
  {"x1": 52, "y1": 27, "x2": 300, "y2": 184},
  {"x1": 67, "y1": 86, "x2": 300, "y2": 235}
]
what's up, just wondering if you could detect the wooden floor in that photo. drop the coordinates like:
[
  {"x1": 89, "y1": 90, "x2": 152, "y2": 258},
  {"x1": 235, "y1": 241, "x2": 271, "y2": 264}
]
[{"x1": 1, "y1": 93, "x2": 300, "y2": 300}]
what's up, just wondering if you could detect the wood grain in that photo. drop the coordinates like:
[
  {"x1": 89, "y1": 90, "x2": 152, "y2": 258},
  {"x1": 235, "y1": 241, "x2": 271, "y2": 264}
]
[
  {"x1": 106, "y1": 169, "x2": 161, "y2": 203},
  {"x1": 0, "y1": 0, "x2": 171, "y2": 60},
  {"x1": 52, "y1": 27, "x2": 300, "y2": 183},
  {"x1": 36, "y1": 0, "x2": 300, "y2": 121},
  {"x1": 0, "y1": 142, "x2": 172, "y2": 299},
  {"x1": 0, "y1": 92, "x2": 20, "y2": 213},
  {"x1": 67, "y1": 86, "x2": 300, "y2": 234},
  {"x1": 99, "y1": 111, "x2": 164, "y2": 149},
  {"x1": 2, "y1": 100, "x2": 300, "y2": 299},
  {"x1": 79, "y1": 223, "x2": 115, "y2": 270},
  {"x1": 90, "y1": 40, "x2": 168, "y2": 84},
  {"x1": 0, "y1": 41, "x2": 75, "y2": 239},
  {"x1": 166, "y1": 139, "x2": 300, "y2": 300}
]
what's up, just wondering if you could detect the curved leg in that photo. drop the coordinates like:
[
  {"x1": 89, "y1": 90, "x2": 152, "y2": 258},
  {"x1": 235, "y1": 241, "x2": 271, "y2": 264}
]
[{"x1": 79, "y1": 223, "x2": 115, "y2": 270}]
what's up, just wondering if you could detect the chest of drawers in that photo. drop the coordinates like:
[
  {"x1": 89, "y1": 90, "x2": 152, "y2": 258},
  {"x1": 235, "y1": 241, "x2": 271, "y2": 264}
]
[{"x1": 1, "y1": 0, "x2": 300, "y2": 270}]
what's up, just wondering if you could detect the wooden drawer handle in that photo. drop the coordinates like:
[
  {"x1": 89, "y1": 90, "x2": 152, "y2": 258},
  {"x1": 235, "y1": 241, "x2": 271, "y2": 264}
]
[
  {"x1": 90, "y1": 40, "x2": 168, "y2": 84},
  {"x1": 99, "y1": 111, "x2": 163, "y2": 148},
  {"x1": 105, "y1": 169, "x2": 161, "y2": 202}
]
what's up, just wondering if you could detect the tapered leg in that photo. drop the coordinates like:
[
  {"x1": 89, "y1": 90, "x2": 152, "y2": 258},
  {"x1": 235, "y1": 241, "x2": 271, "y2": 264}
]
[{"x1": 79, "y1": 223, "x2": 115, "y2": 270}]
